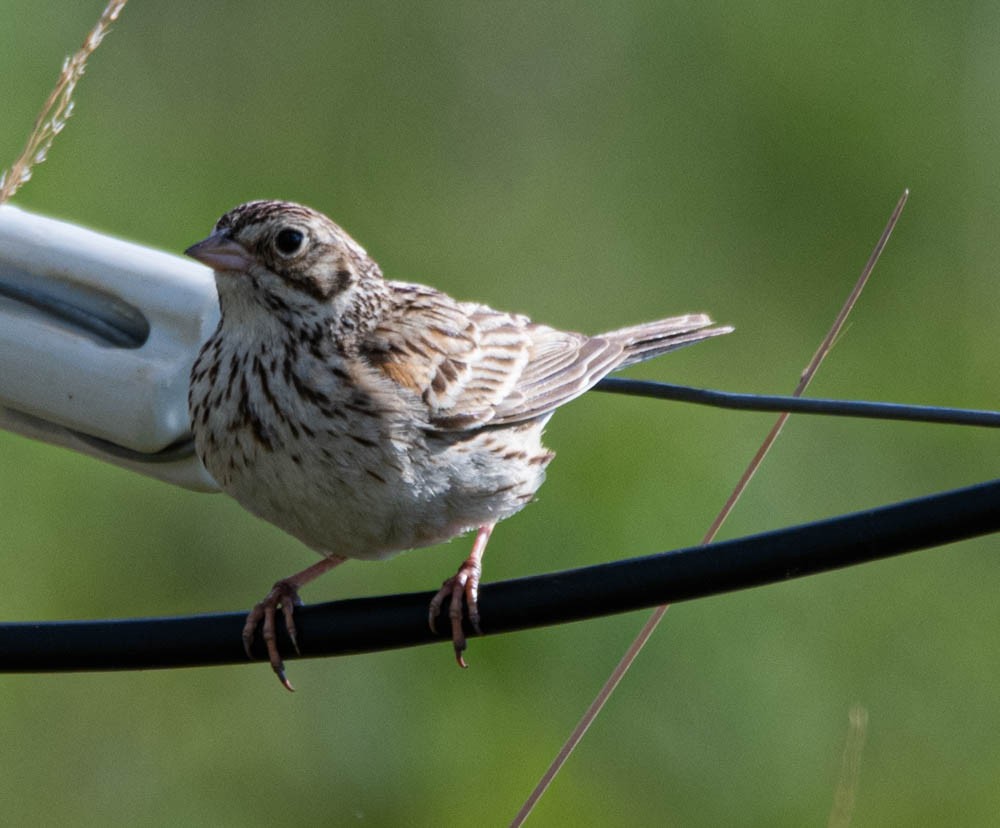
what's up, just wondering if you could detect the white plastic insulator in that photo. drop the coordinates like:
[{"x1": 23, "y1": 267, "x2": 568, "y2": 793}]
[{"x1": 0, "y1": 204, "x2": 221, "y2": 491}]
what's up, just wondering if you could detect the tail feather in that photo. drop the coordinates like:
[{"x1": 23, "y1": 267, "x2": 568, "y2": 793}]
[
  {"x1": 461, "y1": 312, "x2": 731, "y2": 429},
  {"x1": 606, "y1": 314, "x2": 734, "y2": 370}
]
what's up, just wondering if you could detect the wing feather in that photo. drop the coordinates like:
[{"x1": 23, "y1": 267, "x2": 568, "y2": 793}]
[{"x1": 363, "y1": 281, "x2": 727, "y2": 431}]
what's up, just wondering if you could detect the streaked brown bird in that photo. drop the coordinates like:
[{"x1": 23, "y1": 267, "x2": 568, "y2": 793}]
[{"x1": 185, "y1": 200, "x2": 731, "y2": 688}]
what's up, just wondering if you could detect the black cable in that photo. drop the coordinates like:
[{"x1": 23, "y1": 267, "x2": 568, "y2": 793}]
[
  {"x1": 2, "y1": 478, "x2": 997, "y2": 674},
  {"x1": 37, "y1": 380, "x2": 999, "y2": 470},
  {"x1": 595, "y1": 379, "x2": 1000, "y2": 428}
]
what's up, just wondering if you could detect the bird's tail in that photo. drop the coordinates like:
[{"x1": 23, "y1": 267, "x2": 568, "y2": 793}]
[{"x1": 605, "y1": 314, "x2": 733, "y2": 370}]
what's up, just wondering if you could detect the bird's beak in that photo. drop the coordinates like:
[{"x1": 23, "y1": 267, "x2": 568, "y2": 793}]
[{"x1": 184, "y1": 233, "x2": 253, "y2": 272}]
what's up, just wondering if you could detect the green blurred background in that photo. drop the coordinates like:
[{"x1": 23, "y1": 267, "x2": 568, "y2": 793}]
[{"x1": 1, "y1": 2, "x2": 997, "y2": 825}]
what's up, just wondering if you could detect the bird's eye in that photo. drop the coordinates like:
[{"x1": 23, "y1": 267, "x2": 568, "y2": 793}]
[{"x1": 274, "y1": 227, "x2": 305, "y2": 256}]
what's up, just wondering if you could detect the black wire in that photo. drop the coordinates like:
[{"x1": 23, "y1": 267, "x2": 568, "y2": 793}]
[
  {"x1": 2, "y1": 478, "x2": 997, "y2": 674},
  {"x1": 40, "y1": 380, "x2": 999, "y2": 470},
  {"x1": 595, "y1": 379, "x2": 1000, "y2": 428}
]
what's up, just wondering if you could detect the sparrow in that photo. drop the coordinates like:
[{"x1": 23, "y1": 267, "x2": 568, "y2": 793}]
[{"x1": 185, "y1": 200, "x2": 731, "y2": 688}]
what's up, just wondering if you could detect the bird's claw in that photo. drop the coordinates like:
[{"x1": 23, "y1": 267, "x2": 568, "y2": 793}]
[
  {"x1": 243, "y1": 580, "x2": 303, "y2": 691},
  {"x1": 429, "y1": 557, "x2": 483, "y2": 668}
]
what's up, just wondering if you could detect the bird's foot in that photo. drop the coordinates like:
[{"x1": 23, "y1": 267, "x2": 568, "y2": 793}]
[
  {"x1": 429, "y1": 559, "x2": 482, "y2": 668},
  {"x1": 243, "y1": 579, "x2": 303, "y2": 692},
  {"x1": 428, "y1": 524, "x2": 493, "y2": 667}
]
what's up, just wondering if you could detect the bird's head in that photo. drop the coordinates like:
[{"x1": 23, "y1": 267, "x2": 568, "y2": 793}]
[{"x1": 186, "y1": 200, "x2": 386, "y2": 334}]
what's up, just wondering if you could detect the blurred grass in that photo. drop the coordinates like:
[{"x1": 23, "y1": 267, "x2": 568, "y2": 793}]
[{"x1": 1, "y1": 1, "x2": 998, "y2": 825}]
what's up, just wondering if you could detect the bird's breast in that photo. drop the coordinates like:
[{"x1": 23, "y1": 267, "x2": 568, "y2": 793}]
[{"x1": 189, "y1": 331, "x2": 553, "y2": 560}]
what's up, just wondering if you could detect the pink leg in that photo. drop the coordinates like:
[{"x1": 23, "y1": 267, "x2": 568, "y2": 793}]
[
  {"x1": 428, "y1": 523, "x2": 494, "y2": 668},
  {"x1": 243, "y1": 555, "x2": 347, "y2": 691}
]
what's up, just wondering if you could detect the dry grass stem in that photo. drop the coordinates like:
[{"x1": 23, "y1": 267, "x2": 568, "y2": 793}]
[
  {"x1": 0, "y1": 0, "x2": 128, "y2": 205},
  {"x1": 512, "y1": 191, "x2": 908, "y2": 826},
  {"x1": 827, "y1": 704, "x2": 870, "y2": 828}
]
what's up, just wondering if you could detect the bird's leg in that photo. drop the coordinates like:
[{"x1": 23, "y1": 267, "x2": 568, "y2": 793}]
[
  {"x1": 243, "y1": 555, "x2": 347, "y2": 691},
  {"x1": 429, "y1": 523, "x2": 494, "y2": 668}
]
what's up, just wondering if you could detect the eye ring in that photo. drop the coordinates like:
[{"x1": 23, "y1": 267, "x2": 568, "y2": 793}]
[{"x1": 274, "y1": 227, "x2": 306, "y2": 257}]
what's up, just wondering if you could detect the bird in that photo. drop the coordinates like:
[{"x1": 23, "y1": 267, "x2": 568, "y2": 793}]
[{"x1": 185, "y1": 199, "x2": 731, "y2": 689}]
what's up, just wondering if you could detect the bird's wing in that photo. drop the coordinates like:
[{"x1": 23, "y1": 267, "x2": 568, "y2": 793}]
[{"x1": 364, "y1": 282, "x2": 625, "y2": 430}]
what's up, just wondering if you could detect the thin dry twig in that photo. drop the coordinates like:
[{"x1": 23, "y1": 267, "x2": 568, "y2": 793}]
[
  {"x1": 0, "y1": 0, "x2": 128, "y2": 205},
  {"x1": 511, "y1": 191, "x2": 909, "y2": 826}
]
